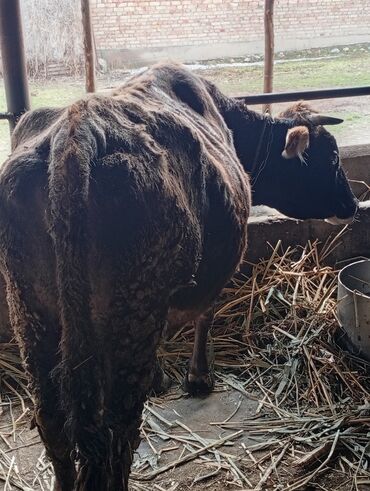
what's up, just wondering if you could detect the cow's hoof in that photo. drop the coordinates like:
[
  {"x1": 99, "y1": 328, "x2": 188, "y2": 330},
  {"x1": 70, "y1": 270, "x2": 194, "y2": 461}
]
[
  {"x1": 151, "y1": 365, "x2": 172, "y2": 395},
  {"x1": 183, "y1": 370, "x2": 215, "y2": 396}
]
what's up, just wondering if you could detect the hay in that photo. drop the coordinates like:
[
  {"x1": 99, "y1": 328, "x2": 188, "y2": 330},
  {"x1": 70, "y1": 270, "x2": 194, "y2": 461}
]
[
  {"x1": 155, "y1": 233, "x2": 370, "y2": 489},
  {"x1": 1, "y1": 230, "x2": 370, "y2": 489}
]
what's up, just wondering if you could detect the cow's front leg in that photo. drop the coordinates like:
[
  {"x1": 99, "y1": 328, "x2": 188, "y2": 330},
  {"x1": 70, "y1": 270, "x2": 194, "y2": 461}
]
[
  {"x1": 152, "y1": 308, "x2": 198, "y2": 394},
  {"x1": 184, "y1": 307, "x2": 215, "y2": 395}
]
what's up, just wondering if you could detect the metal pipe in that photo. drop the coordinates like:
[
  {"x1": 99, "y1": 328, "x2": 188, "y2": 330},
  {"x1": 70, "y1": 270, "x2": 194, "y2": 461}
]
[
  {"x1": 0, "y1": 0, "x2": 30, "y2": 132},
  {"x1": 236, "y1": 85, "x2": 370, "y2": 105},
  {"x1": 0, "y1": 112, "x2": 13, "y2": 120}
]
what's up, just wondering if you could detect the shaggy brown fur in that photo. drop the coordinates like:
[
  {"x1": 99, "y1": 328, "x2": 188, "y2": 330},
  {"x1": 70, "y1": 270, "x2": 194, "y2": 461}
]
[
  {"x1": 278, "y1": 100, "x2": 317, "y2": 121},
  {"x1": 0, "y1": 63, "x2": 250, "y2": 490}
]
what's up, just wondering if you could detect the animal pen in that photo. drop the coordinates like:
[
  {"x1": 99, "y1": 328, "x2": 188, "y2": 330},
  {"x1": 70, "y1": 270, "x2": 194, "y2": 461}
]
[{"x1": 0, "y1": 0, "x2": 370, "y2": 490}]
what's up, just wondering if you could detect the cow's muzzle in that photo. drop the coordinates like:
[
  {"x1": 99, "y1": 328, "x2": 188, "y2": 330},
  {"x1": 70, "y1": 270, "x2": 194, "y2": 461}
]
[{"x1": 325, "y1": 198, "x2": 359, "y2": 225}]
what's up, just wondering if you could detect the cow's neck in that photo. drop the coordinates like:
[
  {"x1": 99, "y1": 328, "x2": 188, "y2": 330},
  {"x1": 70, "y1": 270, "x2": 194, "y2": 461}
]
[{"x1": 217, "y1": 98, "x2": 292, "y2": 181}]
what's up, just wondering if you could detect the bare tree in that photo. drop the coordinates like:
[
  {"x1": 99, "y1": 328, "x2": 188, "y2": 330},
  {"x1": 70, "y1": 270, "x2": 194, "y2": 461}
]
[{"x1": 19, "y1": 0, "x2": 83, "y2": 77}]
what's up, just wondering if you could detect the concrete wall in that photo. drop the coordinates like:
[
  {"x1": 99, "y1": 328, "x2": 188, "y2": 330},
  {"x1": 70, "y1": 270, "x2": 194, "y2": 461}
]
[
  {"x1": 246, "y1": 201, "x2": 370, "y2": 271},
  {"x1": 90, "y1": 0, "x2": 370, "y2": 67}
]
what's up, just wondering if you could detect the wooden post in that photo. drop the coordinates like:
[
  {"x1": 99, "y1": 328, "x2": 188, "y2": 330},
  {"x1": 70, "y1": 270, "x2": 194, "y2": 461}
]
[
  {"x1": 81, "y1": 0, "x2": 96, "y2": 93},
  {"x1": 263, "y1": 0, "x2": 275, "y2": 114}
]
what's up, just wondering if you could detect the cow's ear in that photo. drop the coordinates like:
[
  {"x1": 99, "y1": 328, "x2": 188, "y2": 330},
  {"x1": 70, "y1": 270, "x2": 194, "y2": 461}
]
[{"x1": 282, "y1": 126, "x2": 309, "y2": 160}]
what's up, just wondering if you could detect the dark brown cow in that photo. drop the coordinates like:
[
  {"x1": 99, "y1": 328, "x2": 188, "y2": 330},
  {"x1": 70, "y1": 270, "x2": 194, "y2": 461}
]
[
  {"x1": 0, "y1": 64, "x2": 250, "y2": 490},
  {"x1": 0, "y1": 63, "x2": 357, "y2": 490}
]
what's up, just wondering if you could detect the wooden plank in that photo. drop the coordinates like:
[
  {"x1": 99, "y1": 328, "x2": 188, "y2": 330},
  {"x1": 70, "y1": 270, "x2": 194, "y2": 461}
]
[
  {"x1": 81, "y1": 0, "x2": 96, "y2": 93},
  {"x1": 263, "y1": 0, "x2": 275, "y2": 114}
]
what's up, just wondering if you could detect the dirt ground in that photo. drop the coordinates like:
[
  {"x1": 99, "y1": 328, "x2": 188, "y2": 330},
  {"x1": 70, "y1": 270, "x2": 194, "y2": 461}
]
[
  {"x1": 1, "y1": 388, "x2": 259, "y2": 490},
  {"x1": 2, "y1": 382, "x2": 370, "y2": 491}
]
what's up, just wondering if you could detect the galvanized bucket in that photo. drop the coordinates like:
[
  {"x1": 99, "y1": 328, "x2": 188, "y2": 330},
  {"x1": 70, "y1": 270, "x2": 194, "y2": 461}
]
[{"x1": 337, "y1": 259, "x2": 370, "y2": 360}]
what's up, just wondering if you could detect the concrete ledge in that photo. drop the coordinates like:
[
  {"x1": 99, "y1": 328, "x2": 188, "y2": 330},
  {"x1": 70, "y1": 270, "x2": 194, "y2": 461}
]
[
  {"x1": 341, "y1": 144, "x2": 370, "y2": 198},
  {"x1": 246, "y1": 201, "x2": 370, "y2": 267},
  {"x1": 341, "y1": 144, "x2": 370, "y2": 161}
]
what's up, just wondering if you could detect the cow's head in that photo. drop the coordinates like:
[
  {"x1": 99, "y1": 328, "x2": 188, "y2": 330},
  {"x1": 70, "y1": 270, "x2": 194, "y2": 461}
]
[{"x1": 247, "y1": 102, "x2": 358, "y2": 223}]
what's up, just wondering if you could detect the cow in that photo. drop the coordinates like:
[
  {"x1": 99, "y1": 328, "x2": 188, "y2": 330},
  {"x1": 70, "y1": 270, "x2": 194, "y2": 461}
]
[{"x1": 0, "y1": 63, "x2": 357, "y2": 490}]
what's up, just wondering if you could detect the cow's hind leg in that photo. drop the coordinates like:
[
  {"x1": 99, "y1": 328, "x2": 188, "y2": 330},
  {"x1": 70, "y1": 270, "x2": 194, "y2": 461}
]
[
  {"x1": 34, "y1": 404, "x2": 76, "y2": 491},
  {"x1": 0, "y1": 168, "x2": 77, "y2": 489},
  {"x1": 102, "y1": 311, "x2": 166, "y2": 491},
  {"x1": 5, "y1": 277, "x2": 75, "y2": 491},
  {"x1": 183, "y1": 307, "x2": 215, "y2": 395},
  {"x1": 17, "y1": 341, "x2": 75, "y2": 490}
]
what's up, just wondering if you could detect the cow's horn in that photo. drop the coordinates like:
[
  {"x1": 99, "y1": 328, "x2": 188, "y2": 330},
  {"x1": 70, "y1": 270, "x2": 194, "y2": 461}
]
[{"x1": 309, "y1": 115, "x2": 344, "y2": 126}]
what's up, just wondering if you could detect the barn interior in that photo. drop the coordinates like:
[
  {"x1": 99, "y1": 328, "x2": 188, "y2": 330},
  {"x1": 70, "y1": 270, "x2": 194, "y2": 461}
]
[{"x1": 0, "y1": 1, "x2": 370, "y2": 490}]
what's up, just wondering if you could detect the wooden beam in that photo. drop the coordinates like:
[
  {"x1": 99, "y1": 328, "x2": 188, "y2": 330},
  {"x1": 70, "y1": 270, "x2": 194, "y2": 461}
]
[
  {"x1": 263, "y1": 0, "x2": 275, "y2": 114},
  {"x1": 81, "y1": 0, "x2": 96, "y2": 93}
]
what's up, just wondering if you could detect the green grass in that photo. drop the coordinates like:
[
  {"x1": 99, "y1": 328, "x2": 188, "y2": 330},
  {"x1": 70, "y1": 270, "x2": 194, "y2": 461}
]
[
  {"x1": 200, "y1": 51, "x2": 370, "y2": 95},
  {"x1": 0, "y1": 80, "x2": 85, "y2": 162},
  {"x1": 1, "y1": 51, "x2": 370, "y2": 162}
]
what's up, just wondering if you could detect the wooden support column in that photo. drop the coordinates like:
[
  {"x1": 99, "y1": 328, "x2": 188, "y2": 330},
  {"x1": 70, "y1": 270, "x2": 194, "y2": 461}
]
[
  {"x1": 263, "y1": 0, "x2": 275, "y2": 114},
  {"x1": 81, "y1": 0, "x2": 96, "y2": 93}
]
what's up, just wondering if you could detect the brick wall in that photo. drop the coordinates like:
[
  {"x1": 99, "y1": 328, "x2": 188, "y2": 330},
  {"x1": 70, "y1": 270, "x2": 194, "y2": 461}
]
[{"x1": 90, "y1": 0, "x2": 370, "y2": 65}]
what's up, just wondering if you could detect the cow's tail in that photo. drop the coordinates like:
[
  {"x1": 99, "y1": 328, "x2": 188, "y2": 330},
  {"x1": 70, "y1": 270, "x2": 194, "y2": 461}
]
[{"x1": 48, "y1": 103, "x2": 111, "y2": 489}]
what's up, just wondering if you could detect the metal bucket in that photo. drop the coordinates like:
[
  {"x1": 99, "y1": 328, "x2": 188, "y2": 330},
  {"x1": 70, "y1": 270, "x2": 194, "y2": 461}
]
[{"x1": 337, "y1": 259, "x2": 370, "y2": 360}]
